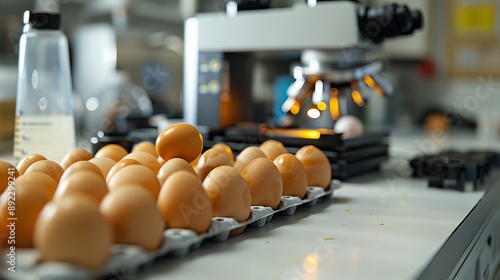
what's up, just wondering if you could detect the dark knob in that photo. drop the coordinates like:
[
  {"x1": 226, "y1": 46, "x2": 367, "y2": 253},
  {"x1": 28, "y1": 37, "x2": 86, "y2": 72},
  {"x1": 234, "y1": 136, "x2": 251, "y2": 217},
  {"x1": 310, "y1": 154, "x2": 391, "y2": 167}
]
[
  {"x1": 225, "y1": 0, "x2": 271, "y2": 11},
  {"x1": 25, "y1": 11, "x2": 61, "y2": 30},
  {"x1": 358, "y1": 3, "x2": 424, "y2": 43}
]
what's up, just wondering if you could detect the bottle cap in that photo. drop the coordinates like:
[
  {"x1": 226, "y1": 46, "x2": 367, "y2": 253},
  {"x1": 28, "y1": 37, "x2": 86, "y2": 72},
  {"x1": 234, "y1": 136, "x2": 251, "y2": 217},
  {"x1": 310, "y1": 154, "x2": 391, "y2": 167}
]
[{"x1": 24, "y1": 10, "x2": 61, "y2": 30}]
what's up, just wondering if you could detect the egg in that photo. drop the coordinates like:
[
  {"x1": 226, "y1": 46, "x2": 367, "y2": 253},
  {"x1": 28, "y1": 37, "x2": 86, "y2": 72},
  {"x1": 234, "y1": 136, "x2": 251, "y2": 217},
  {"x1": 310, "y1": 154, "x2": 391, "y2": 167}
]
[
  {"x1": 34, "y1": 194, "x2": 112, "y2": 269},
  {"x1": 156, "y1": 123, "x2": 203, "y2": 163},
  {"x1": 158, "y1": 158, "x2": 197, "y2": 186},
  {"x1": 212, "y1": 143, "x2": 235, "y2": 162},
  {"x1": 15, "y1": 172, "x2": 58, "y2": 198},
  {"x1": 0, "y1": 160, "x2": 19, "y2": 194},
  {"x1": 106, "y1": 158, "x2": 141, "y2": 184},
  {"x1": 333, "y1": 115, "x2": 364, "y2": 139},
  {"x1": 273, "y1": 154, "x2": 308, "y2": 198},
  {"x1": 132, "y1": 141, "x2": 158, "y2": 158},
  {"x1": 100, "y1": 184, "x2": 164, "y2": 251},
  {"x1": 0, "y1": 183, "x2": 50, "y2": 247},
  {"x1": 196, "y1": 148, "x2": 233, "y2": 181},
  {"x1": 123, "y1": 152, "x2": 161, "y2": 174},
  {"x1": 233, "y1": 146, "x2": 266, "y2": 172},
  {"x1": 24, "y1": 160, "x2": 64, "y2": 183},
  {"x1": 60, "y1": 148, "x2": 93, "y2": 170},
  {"x1": 295, "y1": 145, "x2": 331, "y2": 189},
  {"x1": 60, "y1": 161, "x2": 104, "y2": 182},
  {"x1": 89, "y1": 157, "x2": 116, "y2": 178},
  {"x1": 108, "y1": 165, "x2": 161, "y2": 200},
  {"x1": 158, "y1": 171, "x2": 212, "y2": 234},
  {"x1": 259, "y1": 140, "x2": 288, "y2": 161},
  {"x1": 16, "y1": 154, "x2": 46, "y2": 175},
  {"x1": 203, "y1": 166, "x2": 251, "y2": 224},
  {"x1": 94, "y1": 144, "x2": 129, "y2": 162},
  {"x1": 55, "y1": 170, "x2": 109, "y2": 204},
  {"x1": 241, "y1": 158, "x2": 283, "y2": 209}
]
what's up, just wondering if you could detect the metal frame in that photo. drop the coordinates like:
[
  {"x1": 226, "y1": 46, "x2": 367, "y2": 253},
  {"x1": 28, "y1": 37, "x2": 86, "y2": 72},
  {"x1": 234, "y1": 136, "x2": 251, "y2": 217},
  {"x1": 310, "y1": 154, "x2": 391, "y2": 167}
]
[{"x1": 417, "y1": 174, "x2": 500, "y2": 280}]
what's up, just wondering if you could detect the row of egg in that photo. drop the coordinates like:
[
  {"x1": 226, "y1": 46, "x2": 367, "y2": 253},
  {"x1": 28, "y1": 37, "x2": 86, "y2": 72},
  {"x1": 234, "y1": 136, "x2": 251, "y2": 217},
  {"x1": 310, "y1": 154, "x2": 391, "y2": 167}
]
[{"x1": 0, "y1": 123, "x2": 331, "y2": 270}]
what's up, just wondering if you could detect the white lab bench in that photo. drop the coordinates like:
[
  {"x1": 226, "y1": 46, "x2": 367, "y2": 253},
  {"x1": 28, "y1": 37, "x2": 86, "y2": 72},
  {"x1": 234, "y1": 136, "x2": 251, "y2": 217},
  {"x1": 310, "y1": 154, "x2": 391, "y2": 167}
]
[
  {"x1": 1, "y1": 132, "x2": 499, "y2": 280},
  {"x1": 138, "y1": 132, "x2": 500, "y2": 280},
  {"x1": 139, "y1": 174, "x2": 483, "y2": 280}
]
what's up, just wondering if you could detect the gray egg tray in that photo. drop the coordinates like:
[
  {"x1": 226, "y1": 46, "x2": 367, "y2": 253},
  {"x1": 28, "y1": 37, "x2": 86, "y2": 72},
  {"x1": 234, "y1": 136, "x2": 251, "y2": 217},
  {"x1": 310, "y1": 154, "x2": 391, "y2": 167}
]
[{"x1": 3, "y1": 180, "x2": 341, "y2": 280}]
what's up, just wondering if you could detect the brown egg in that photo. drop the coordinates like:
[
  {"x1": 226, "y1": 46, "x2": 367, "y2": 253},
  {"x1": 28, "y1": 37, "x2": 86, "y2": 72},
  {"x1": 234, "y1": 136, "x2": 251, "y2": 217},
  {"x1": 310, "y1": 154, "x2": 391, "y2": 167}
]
[
  {"x1": 260, "y1": 140, "x2": 288, "y2": 161},
  {"x1": 25, "y1": 160, "x2": 64, "y2": 183},
  {"x1": 156, "y1": 123, "x2": 203, "y2": 163},
  {"x1": 158, "y1": 158, "x2": 197, "y2": 186},
  {"x1": 94, "y1": 144, "x2": 128, "y2": 162},
  {"x1": 295, "y1": 145, "x2": 331, "y2": 189},
  {"x1": 123, "y1": 152, "x2": 160, "y2": 174},
  {"x1": 0, "y1": 160, "x2": 19, "y2": 194},
  {"x1": 100, "y1": 184, "x2": 164, "y2": 251},
  {"x1": 203, "y1": 166, "x2": 251, "y2": 222},
  {"x1": 233, "y1": 146, "x2": 266, "y2": 172},
  {"x1": 15, "y1": 172, "x2": 58, "y2": 198},
  {"x1": 60, "y1": 161, "x2": 104, "y2": 183},
  {"x1": 108, "y1": 165, "x2": 161, "y2": 200},
  {"x1": 273, "y1": 154, "x2": 308, "y2": 198},
  {"x1": 60, "y1": 148, "x2": 93, "y2": 170},
  {"x1": 212, "y1": 143, "x2": 235, "y2": 162},
  {"x1": 0, "y1": 183, "x2": 50, "y2": 247},
  {"x1": 106, "y1": 159, "x2": 141, "y2": 184},
  {"x1": 158, "y1": 171, "x2": 212, "y2": 234},
  {"x1": 132, "y1": 141, "x2": 158, "y2": 158},
  {"x1": 55, "y1": 171, "x2": 109, "y2": 204},
  {"x1": 241, "y1": 158, "x2": 283, "y2": 209},
  {"x1": 34, "y1": 194, "x2": 112, "y2": 269},
  {"x1": 196, "y1": 148, "x2": 233, "y2": 181},
  {"x1": 16, "y1": 154, "x2": 46, "y2": 175},
  {"x1": 89, "y1": 157, "x2": 116, "y2": 178}
]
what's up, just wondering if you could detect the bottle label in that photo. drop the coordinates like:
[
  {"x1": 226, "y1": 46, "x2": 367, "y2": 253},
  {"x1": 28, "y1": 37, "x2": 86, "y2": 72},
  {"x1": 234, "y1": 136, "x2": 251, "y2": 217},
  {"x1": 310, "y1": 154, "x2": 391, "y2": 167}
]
[{"x1": 14, "y1": 115, "x2": 76, "y2": 164}]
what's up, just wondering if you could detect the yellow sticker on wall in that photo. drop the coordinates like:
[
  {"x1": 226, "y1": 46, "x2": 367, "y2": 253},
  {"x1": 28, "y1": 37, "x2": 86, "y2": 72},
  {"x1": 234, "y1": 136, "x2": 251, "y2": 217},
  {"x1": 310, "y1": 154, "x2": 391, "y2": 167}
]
[{"x1": 456, "y1": 4, "x2": 495, "y2": 32}]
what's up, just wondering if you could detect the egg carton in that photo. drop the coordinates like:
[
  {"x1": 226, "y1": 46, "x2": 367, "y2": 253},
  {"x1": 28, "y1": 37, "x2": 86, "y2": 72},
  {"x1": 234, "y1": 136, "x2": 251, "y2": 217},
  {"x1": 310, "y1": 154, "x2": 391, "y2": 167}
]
[{"x1": 3, "y1": 180, "x2": 341, "y2": 280}]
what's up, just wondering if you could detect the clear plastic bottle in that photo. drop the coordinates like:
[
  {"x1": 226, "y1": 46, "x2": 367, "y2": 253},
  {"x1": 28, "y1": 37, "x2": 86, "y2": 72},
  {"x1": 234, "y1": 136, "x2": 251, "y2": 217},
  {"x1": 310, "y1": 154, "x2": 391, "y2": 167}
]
[{"x1": 14, "y1": 11, "x2": 76, "y2": 163}]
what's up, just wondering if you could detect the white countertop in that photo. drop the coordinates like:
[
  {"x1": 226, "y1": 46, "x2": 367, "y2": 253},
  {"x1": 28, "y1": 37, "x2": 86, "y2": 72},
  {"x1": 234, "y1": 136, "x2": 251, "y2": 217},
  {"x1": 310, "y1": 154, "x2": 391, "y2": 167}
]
[
  {"x1": 0, "y1": 131, "x2": 495, "y2": 279},
  {"x1": 138, "y1": 132, "x2": 495, "y2": 280},
  {"x1": 138, "y1": 169, "x2": 483, "y2": 280}
]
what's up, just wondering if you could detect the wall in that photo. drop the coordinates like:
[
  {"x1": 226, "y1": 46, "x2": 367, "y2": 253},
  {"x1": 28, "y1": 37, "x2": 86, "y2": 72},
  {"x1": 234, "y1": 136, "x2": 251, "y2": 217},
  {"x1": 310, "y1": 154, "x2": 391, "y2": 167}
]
[{"x1": 389, "y1": 0, "x2": 500, "y2": 136}]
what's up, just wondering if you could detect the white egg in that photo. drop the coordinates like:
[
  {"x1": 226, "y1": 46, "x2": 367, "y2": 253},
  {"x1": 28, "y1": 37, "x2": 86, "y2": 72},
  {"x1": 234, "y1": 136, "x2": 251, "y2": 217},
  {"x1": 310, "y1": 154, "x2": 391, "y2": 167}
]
[{"x1": 334, "y1": 115, "x2": 364, "y2": 139}]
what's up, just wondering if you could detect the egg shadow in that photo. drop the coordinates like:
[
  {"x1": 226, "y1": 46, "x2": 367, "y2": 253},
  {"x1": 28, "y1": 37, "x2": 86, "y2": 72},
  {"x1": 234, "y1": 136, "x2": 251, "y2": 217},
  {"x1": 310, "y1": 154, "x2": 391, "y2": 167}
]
[
  {"x1": 341, "y1": 172, "x2": 386, "y2": 184},
  {"x1": 133, "y1": 194, "x2": 351, "y2": 279}
]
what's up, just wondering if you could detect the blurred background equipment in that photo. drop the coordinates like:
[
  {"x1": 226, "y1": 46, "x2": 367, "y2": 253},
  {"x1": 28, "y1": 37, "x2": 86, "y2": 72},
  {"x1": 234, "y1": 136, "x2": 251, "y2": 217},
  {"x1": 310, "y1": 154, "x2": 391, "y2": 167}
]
[
  {"x1": 0, "y1": 0, "x2": 498, "y2": 141},
  {"x1": 70, "y1": 0, "x2": 188, "y2": 137},
  {"x1": 0, "y1": 0, "x2": 193, "y2": 140},
  {"x1": 177, "y1": 0, "x2": 423, "y2": 180},
  {"x1": 183, "y1": 1, "x2": 423, "y2": 132}
]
